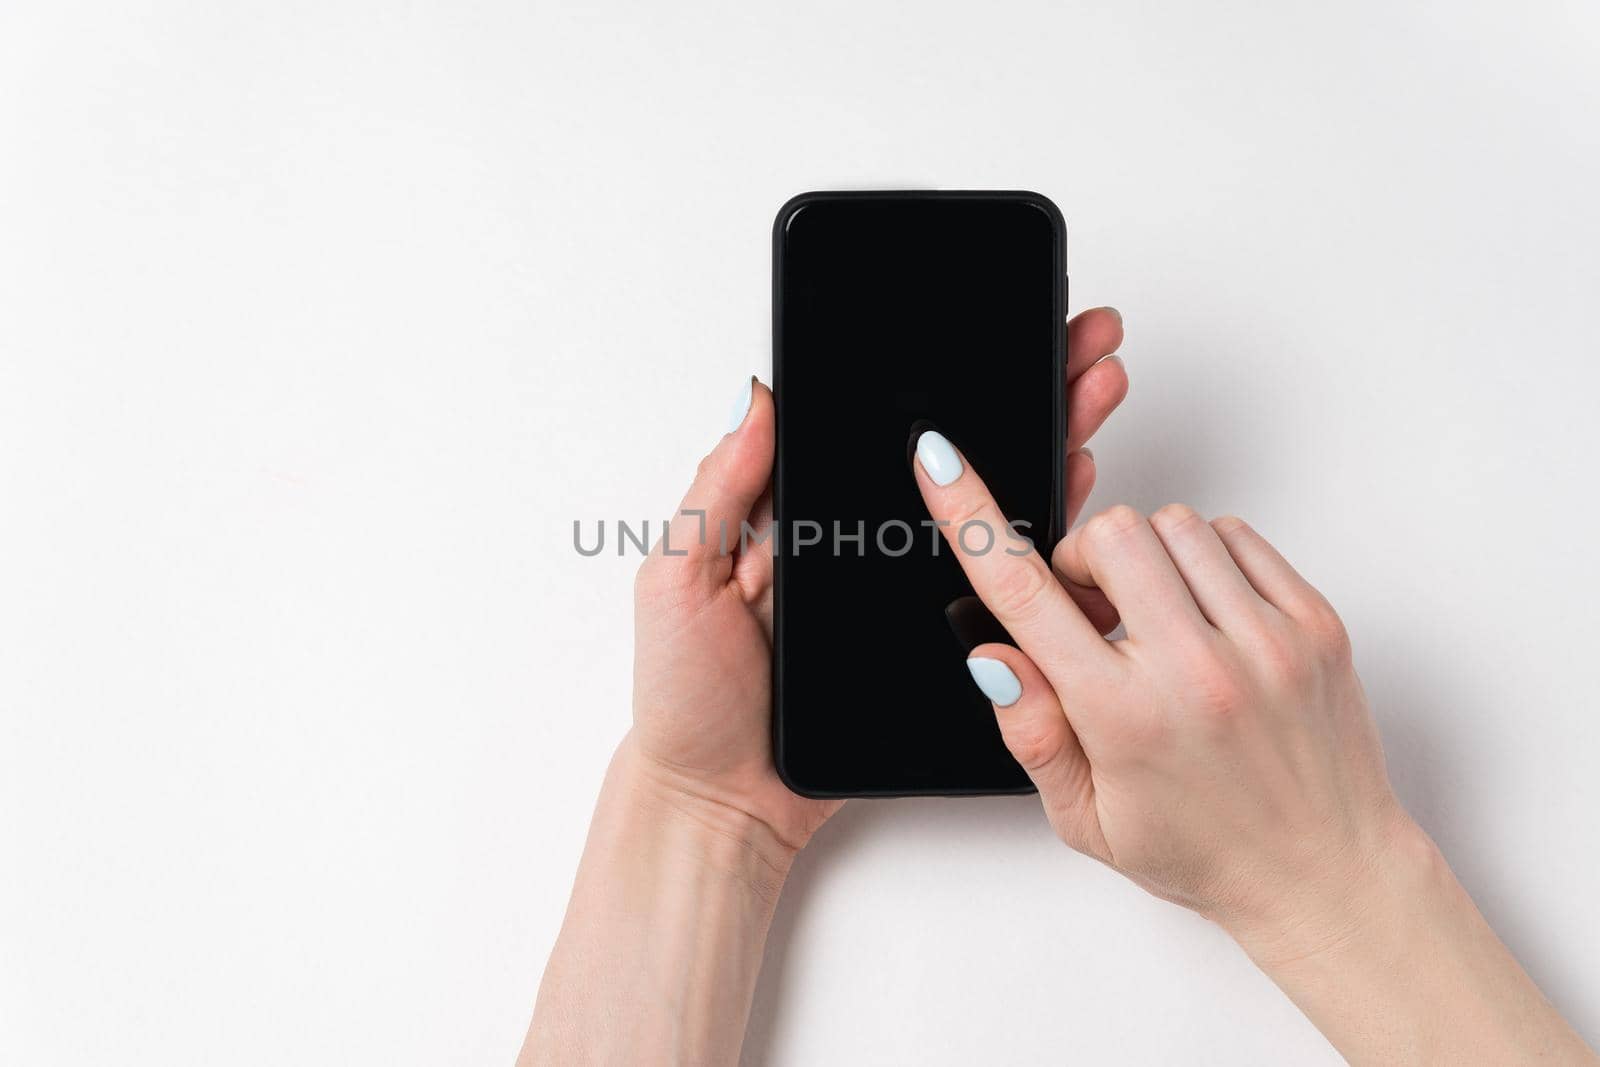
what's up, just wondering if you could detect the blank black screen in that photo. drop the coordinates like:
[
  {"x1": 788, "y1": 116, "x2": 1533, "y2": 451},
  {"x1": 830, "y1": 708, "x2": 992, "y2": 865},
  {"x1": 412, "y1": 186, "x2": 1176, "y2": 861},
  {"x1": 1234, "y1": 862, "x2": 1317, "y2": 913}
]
[{"x1": 773, "y1": 192, "x2": 1063, "y2": 796}]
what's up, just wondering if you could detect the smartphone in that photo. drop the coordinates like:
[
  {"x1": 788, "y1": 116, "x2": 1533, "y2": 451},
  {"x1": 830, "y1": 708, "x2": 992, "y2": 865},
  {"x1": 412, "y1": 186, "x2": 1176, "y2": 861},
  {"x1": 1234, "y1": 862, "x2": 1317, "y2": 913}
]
[{"x1": 772, "y1": 190, "x2": 1066, "y2": 797}]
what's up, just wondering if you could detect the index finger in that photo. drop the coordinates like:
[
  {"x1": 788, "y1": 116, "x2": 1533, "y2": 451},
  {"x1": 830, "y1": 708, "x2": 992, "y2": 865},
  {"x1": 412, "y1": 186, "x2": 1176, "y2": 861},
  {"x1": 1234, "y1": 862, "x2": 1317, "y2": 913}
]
[{"x1": 912, "y1": 428, "x2": 1113, "y2": 680}]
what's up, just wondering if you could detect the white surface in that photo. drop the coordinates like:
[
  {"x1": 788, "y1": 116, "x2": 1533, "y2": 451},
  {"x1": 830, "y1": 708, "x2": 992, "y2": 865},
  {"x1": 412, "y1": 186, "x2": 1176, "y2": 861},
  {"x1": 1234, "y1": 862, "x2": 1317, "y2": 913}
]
[{"x1": 3, "y1": 2, "x2": 1598, "y2": 1063}]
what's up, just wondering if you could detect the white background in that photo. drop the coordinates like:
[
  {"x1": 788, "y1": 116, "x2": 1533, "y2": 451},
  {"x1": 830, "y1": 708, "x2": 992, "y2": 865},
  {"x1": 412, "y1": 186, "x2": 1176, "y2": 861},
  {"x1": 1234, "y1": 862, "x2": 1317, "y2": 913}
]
[{"x1": 3, "y1": 2, "x2": 1598, "y2": 1063}]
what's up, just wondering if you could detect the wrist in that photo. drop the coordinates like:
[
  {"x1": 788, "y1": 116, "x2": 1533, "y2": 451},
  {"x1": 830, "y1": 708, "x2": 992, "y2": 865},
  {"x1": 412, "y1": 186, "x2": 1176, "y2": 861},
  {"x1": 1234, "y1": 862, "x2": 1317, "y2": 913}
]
[
  {"x1": 1218, "y1": 814, "x2": 1597, "y2": 1063},
  {"x1": 525, "y1": 738, "x2": 793, "y2": 1067},
  {"x1": 603, "y1": 737, "x2": 798, "y2": 907},
  {"x1": 1223, "y1": 808, "x2": 1447, "y2": 974}
]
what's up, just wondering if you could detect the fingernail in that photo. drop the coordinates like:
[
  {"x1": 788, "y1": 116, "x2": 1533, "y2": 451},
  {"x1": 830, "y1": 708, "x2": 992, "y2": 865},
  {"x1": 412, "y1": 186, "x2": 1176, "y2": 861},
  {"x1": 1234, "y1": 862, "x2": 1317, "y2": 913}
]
[
  {"x1": 915, "y1": 429, "x2": 963, "y2": 486},
  {"x1": 727, "y1": 375, "x2": 755, "y2": 434},
  {"x1": 966, "y1": 657, "x2": 1023, "y2": 707},
  {"x1": 1077, "y1": 447, "x2": 1094, "y2": 462},
  {"x1": 1102, "y1": 306, "x2": 1122, "y2": 325},
  {"x1": 1093, "y1": 352, "x2": 1125, "y2": 371}
]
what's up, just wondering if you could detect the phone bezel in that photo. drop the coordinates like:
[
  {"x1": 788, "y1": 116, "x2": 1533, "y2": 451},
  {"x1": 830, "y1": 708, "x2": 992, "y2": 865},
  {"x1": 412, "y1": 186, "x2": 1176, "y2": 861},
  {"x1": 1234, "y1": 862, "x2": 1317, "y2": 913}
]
[{"x1": 770, "y1": 190, "x2": 1067, "y2": 798}]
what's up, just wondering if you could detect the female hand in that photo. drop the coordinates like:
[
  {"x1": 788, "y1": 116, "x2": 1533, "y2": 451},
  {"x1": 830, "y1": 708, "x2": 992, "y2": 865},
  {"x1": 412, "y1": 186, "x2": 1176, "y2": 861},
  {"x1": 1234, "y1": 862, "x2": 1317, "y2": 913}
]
[
  {"x1": 624, "y1": 306, "x2": 1129, "y2": 859},
  {"x1": 525, "y1": 309, "x2": 1129, "y2": 1065},
  {"x1": 920, "y1": 486, "x2": 1399, "y2": 937},
  {"x1": 911, "y1": 444, "x2": 1598, "y2": 1064}
]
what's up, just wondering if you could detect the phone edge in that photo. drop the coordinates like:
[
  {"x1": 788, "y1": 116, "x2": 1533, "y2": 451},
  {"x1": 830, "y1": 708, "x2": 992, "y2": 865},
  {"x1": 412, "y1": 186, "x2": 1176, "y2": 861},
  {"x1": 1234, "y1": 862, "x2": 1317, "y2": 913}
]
[{"x1": 770, "y1": 190, "x2": 1067, "y2": 800}]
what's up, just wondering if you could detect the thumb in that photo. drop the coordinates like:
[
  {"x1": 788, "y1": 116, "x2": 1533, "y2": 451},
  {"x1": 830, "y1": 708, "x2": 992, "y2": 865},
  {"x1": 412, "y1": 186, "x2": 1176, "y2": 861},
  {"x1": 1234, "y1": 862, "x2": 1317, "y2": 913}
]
[
  {"x1": 966, "y1": 643, "x2": 1106, "y2": 858},
  {"x1": 640, "y1": 377, "x2": 773, "y2": 597}
]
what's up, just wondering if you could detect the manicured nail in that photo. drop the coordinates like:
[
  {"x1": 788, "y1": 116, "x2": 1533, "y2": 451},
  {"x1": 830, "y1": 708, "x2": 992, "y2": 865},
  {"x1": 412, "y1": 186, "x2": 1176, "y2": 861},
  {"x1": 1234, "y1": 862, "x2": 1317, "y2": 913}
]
[
  {"x1": 727, "y1": 375, "x2": 755, "y2": 434},
  {"x1": 915, "y1": 430, "x2": 963, "y2": 486},
  {"x1": 966, "y1": 657, "x2": 1022, "y2": 707}
]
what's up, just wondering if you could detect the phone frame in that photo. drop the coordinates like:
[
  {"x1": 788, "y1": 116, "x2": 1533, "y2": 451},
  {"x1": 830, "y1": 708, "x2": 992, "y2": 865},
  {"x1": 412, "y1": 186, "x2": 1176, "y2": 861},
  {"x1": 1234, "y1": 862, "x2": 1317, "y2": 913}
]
[{"x1": 770, "y1": 189, "x2": 1067, "y2": 798}]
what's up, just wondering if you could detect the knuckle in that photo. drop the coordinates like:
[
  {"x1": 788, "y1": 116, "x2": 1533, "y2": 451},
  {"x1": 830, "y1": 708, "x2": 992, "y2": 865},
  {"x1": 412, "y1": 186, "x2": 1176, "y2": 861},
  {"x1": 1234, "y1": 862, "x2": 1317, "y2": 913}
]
[
  {"x1": 1181, "y1": 648, "x2": 1249, "y2": 720},
  {"x1": 942, "y1": 491, "x2": 992, "y2": 534},
  {"x1": 1084, "y1": 505, "x2": 1146, "y2": 550},
  {"x1": 1210, "y1": 514, "x2": 1251, "y2": 538},
  {"x1": 1253, "y1": 621, "x2": 1318, "y2": 688},
  {"x1": 1048, "y1": 536, "x2": 1074, "y2": 573},
  {"x1": 1004, "y1": 719, "x2": 1063, "y2": 773},
  {"x1": 1301, "y1": 600, "x2": 1352, "y2": 663},
  {"x1": 692, "y1": 453, "x2": 741, "y2": 505},
  {"x1": 1192, "y1": 668, "x2": 1248, "y2": 720},
  {"x1": 986, "y1": 559, "x2": 1053, "y2": 620},
  {"x1": 1150, "y1": 502, "x2": 1204, "y2": 536}
]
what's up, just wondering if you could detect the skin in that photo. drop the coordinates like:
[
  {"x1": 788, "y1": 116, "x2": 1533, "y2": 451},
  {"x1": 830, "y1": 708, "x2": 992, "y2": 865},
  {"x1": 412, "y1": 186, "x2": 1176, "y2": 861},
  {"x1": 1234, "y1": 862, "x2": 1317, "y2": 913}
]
[
  {"x1": 915, "y1": 457, "x2": 1596, "y2": 1064},
  {"x1": 519, "y1": 307, "x2": 1596, "y2": 1065}
]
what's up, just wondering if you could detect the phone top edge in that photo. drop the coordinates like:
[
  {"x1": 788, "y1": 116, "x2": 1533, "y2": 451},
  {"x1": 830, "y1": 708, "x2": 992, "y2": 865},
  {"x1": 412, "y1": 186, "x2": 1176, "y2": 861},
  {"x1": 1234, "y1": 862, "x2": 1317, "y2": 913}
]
[{"x1": 773, "y1": 189, "x2": 1066, "y2": 252}]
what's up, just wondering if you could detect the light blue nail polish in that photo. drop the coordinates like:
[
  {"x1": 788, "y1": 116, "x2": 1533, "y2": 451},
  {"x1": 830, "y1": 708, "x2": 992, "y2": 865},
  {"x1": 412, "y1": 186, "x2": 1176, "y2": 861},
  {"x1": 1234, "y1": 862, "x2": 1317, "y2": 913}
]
[
  {"x1": 915, "y1": 430, "x2": 963, "y2": 486},
  {"x1": 727, "y1": 376, "x2": 754, "y2": 434},
  {"x1": 966, "y1": 657, "x2": 1022, "y2": 707}
]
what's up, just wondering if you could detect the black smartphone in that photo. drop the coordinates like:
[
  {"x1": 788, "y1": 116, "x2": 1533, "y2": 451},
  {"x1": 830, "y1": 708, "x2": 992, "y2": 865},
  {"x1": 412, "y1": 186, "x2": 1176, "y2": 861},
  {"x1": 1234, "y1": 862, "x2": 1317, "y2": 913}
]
[{"x1": 772, "y1": 190, "x2": 1066, "y2": 797}]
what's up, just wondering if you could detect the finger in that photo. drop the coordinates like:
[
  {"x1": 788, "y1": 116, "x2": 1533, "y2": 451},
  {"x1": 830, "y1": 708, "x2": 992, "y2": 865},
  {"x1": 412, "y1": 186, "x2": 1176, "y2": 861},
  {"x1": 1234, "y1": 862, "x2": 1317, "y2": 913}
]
[
  {"x1": 911, "y1": 428, "x2": 1113, "y2": 679},
  {"x1": 1066, "y1": 354, "x2": 1128, "y2": 452},
  {"x1": 1209, "y1": 516, "x2": 1333, "y2": 623},
  {"x1": 1050, "y1": 506, "x2": 1211, "y2": 647},
  {"x1": 646, "y1": 377, "x2": 772, "y2": 595},
  {"x1": 1147, "y1": 504, "x2": 1271, "y2": 632},
  {"x1": 1066, "y1": 306, "x2": 1124, "y2": 382},
  {"x1": 965, "y1": 643, "x2": 1105, "y2": 857},
  {"x1": 731, "y1": 485, "x2": 774, "y2": 607},
  {"x1": 1063, "y1": 447, "x2": 1096, "y2": 529},
  {"x1": 1064, "y1": 309, "x2": 1128, "y2": 478},
  {"x1": 1059, "y1": 572, "x2": 1121, "y2": 636},
  {"x1": 1057, "y1": 449, "x2": 1120, "y2": 633}
]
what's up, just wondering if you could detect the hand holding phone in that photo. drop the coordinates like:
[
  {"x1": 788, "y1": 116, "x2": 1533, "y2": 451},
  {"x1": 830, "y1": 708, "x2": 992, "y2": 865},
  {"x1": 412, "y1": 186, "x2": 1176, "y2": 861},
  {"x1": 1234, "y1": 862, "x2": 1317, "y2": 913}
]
[{"x1": 526, "y1": 292, "x2": 1127, "y2": 1062}]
